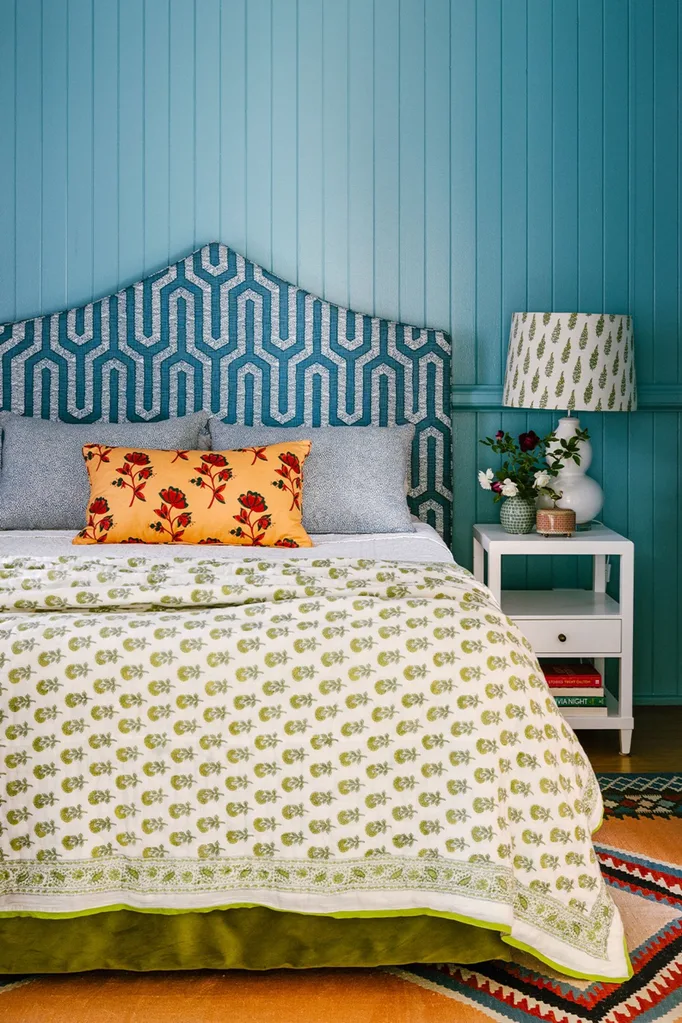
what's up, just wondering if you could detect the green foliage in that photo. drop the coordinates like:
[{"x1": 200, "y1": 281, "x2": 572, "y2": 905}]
[
  {"x1": 579, "y1": 324, "x2": 588, "y2": 349},
  {"x1": 561, "y1": 339, "x2": 571, "y2": 364},
  {"x1": 551, "y1": 319, "x2": 562, "y2": 344},
  {"x1": 567, "y1": 313, "x2": 578, "y2": 331},
  {"x1": 595, "y1": 315, "x2": 604, "y2": 337},
  {"x1": 572, "y1": 357, "x2": 581, "y2": 384},
  {"x1": 537, "y1": 334, "x2": 546, "y2": 360},
  {"x1": 478, "y1": 426, "x2": 588, "y2": 504}
]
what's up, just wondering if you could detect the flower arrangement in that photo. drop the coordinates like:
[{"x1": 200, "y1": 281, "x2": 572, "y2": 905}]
[{"x1": 478, "y1": 428, "x2": 588, "y2": 503}]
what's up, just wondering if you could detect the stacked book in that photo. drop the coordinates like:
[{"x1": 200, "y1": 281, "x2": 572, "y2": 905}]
[{"x1": 540, "y1": 660, "x2": 607, "y2": 717}]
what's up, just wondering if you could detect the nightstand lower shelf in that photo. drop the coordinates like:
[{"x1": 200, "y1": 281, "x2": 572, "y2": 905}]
[
  {"x1": 559, "y1": 690, "x2": 633, "y2": 735},
  {"x1": 473, "y1": 523, "x2": 635, "y2": 756}
]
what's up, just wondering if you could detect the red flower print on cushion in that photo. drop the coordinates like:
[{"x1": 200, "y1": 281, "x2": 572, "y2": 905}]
[
  {"x1": 150, "y1": 487, "x2": 192, "y2": 542},
  {"x1": 159, "y1": 486, "x2": 188, "y2": 509},
  {"x1": 112, "y1": 451, "x2": 153, "y2": 506},
  {"x1": 172, "y1": 450, "x2": 189, "y2": 462},
  {"x1": 230, "y1": 491, "x2": 271, "y2": 545},
  {"x1": 274, "y1": 537, "x2": 299, "y2": 548},
  {"x1": 190, "y1": 453, "x2": 233, "y2": 508},
  {"x1": 239, "y1": 446, "x2": 268, "y2": 465},
  {"x1": 89, "y1": 497, "x2": 109, "y2": 516},
  {"x1": 76, "y1": 497, "x2": 114, "y2": 543},
  {"x1": 198, "y1": 537, "x2": 222, "y2": 545},
  {"x1": 272, "y1": 451, "x2": 303, "y2": 511},
  {"x1": 84, "y1": 444, "x2": 113, "y2": 470}
]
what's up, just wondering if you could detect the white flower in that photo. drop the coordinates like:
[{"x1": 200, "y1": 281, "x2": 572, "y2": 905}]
[
  {"x1": 501, "y1": 478, "x2": 519, "y2": 498},
  {"x1": 478, "y1": 468, "x2": 495, "y2": 491},
  {"x1": 533, "y1": 470, "x2": 552, "y2": 489}
]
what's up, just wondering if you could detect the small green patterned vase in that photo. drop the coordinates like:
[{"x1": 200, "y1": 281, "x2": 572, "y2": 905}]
[{"x1": 499, "y1": 496, "x2": 536, "y2": 534}]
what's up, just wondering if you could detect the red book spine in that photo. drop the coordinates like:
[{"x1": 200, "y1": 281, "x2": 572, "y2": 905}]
[{"x1": 544, "y1": 677, "x2": 603, "y2": 689}]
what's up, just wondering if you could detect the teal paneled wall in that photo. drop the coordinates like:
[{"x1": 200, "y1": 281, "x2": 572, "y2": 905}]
[{"x1": 0, "y1": 0, "x2": 680, "y2": 703}]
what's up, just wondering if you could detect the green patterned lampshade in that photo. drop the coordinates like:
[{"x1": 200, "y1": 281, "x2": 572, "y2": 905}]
[{"x1": 502, "y1": 312, "x2": 637, "y2": 412}]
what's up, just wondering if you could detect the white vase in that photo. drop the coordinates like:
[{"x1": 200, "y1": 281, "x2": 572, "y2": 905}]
[{"x1": 539, "y1": 416, "x2": 603, "y2": 526}]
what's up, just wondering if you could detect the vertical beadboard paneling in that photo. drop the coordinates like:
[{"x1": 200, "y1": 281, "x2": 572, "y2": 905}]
[
  {"x1": 347, "y1": 0, "x2": 374, "y2": 316},
  {"x1": 475, "y1": 0, "x2": 502, "y2": 386},
  {"x1": 373, "y1": 0, "x2": 400, "y2": 321},
  {"x1": 321, "y1": 0, "x2": 349, "y2": 310},
  {"x1": 91, "y1": 0, "x2": 119, "y2": 296},
  {"x1": 270, "y1": 0, "x2": 298, "y2": 290},
  {"x1": 118, "y1": 0, "x2": 144, "y2": 287},
  {"x1": 41, "y1": 0, "x2": 68, "y2": 313},
  {"x1": 0, "y1": 0, "x2": 680, "y2": 702},
  {"x1": 14, "y1": 0, "x2": 42, "y2": 318},
  {"x1": 296, "y1": 0, "x2": 323, "y2": 300},
  {"x1": 66, "y1": 0, "x2": 94, "y2": 308},
  {"x1": 0, "y1": 0, "x2": 16, "y2": 321},
  {"x1": 168, "y1": 1, "x2": 195, "y2": 261},
  {"x1": 398, "y1": 0, "x2": 425, "y2": 327},
  {"x1": 245, "y1": 0, "x2": 273, "y2": 272},
  {"x1": 424, "y1": 0, "x2": 450, "y2": 331},
  {"x1": 143, "y1": 0, "x2": 171, "y2": 273},
  {"x1": 193, "y1": 0, "x2": 221, "y2": 262}
]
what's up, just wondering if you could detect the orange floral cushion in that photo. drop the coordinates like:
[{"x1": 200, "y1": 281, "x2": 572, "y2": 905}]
[{"x1": 73, "y1": 441, "x2": 312, "y2": 547}]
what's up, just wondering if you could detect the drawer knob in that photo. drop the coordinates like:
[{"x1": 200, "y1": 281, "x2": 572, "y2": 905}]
[{"x1": 558, "y1": 633, "x2": 567, "y2": 643}]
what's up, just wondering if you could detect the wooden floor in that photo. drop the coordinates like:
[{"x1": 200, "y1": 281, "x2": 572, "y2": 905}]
[{"x1": 581, "y1": 705, "x2": 682, "y2": 773}]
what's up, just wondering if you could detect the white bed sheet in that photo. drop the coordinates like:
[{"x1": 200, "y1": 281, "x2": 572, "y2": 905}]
[{"x1": 0, "y1": 521, "x2": 454, "y2": 564}]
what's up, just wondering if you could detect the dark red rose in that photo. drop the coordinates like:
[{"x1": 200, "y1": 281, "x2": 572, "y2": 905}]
[
  {"x1": 519, "y1": 431, "x2": 540, "y2": 452},
  {"x1": 201, "y1": 452, "x2": 229, "y2": 468},
  {"x1": 125, "y1": 452, "x2": 150, "y2": 465},
  {"x1": 495, "y1": 430, "x2": 504, "y2": 440},
  {"x1": 279, "y1": 452, "x2": 301, "y2": 473},
  {"x1": 239, "y1": 491, "x2": 267, "y2": 513},
  {"x1": 491, "y1": 481, "x2": 503, "y2": 494},
  {"x1": 89, "y1": 497, "x2": 109, "y2": 515},
  {"x1": 159, "y1": 487, "x2": 188, "y2": 509}
]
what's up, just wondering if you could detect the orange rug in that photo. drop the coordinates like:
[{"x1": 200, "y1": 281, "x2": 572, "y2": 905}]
[{"x1": 2, "y1": 773, "x2": 682, "y2": 1023}]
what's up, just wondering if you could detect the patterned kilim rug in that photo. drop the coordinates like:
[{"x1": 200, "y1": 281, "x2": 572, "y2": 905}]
[{"x1": 2, "y1": 773, "x2": 681, "y2": 1023}]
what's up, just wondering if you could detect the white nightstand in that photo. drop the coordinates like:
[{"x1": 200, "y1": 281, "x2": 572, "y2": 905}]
[{"x1": 472, "y1": 523, "x2": 635, "y2": 755}]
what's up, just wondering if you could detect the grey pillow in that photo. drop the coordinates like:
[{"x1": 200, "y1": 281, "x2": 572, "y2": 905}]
[
  {"x1": 208, "y1": 422, "x2": 415, "y2": 534},
  {"x1": 0, "y1": 412, "x2": 210, "y2": 530}
]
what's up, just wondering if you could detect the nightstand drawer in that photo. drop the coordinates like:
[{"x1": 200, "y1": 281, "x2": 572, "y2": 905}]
[{"x1": 515, "y1": 617, "x2": 622, "y2": 655}]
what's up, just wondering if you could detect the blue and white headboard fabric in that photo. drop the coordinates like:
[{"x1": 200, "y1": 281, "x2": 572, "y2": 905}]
[{"x1": 0, "y1": 243, "x2": 452, "y2": 541}]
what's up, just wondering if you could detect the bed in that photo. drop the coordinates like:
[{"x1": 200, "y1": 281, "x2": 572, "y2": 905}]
[{"x1": 0, "y1": 245, "x2": 629, "y2": 981}]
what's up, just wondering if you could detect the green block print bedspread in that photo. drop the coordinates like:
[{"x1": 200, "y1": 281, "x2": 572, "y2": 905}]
[{"x1": 0, "y1": 554, "x2": 629, "y2": 980}]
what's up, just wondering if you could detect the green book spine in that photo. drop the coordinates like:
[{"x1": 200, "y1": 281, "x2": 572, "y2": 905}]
[{"x1": 554, "y1": 695, "x2": 606, "y2": 708}]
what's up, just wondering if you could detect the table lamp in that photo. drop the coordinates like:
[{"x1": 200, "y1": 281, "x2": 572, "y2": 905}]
[{"x1": 502, "y1": 312, "x2": 636, "y2": 527}]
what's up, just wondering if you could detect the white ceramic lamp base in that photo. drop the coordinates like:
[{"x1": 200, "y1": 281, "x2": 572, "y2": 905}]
[{"x1": 540, "y1": 416, "x2": 603, "y2": 527}]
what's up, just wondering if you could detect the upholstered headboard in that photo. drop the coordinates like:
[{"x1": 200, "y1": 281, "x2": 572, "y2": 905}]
[{"x1": 0, "y1": 243, "x2": 452, "y2": 541}]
